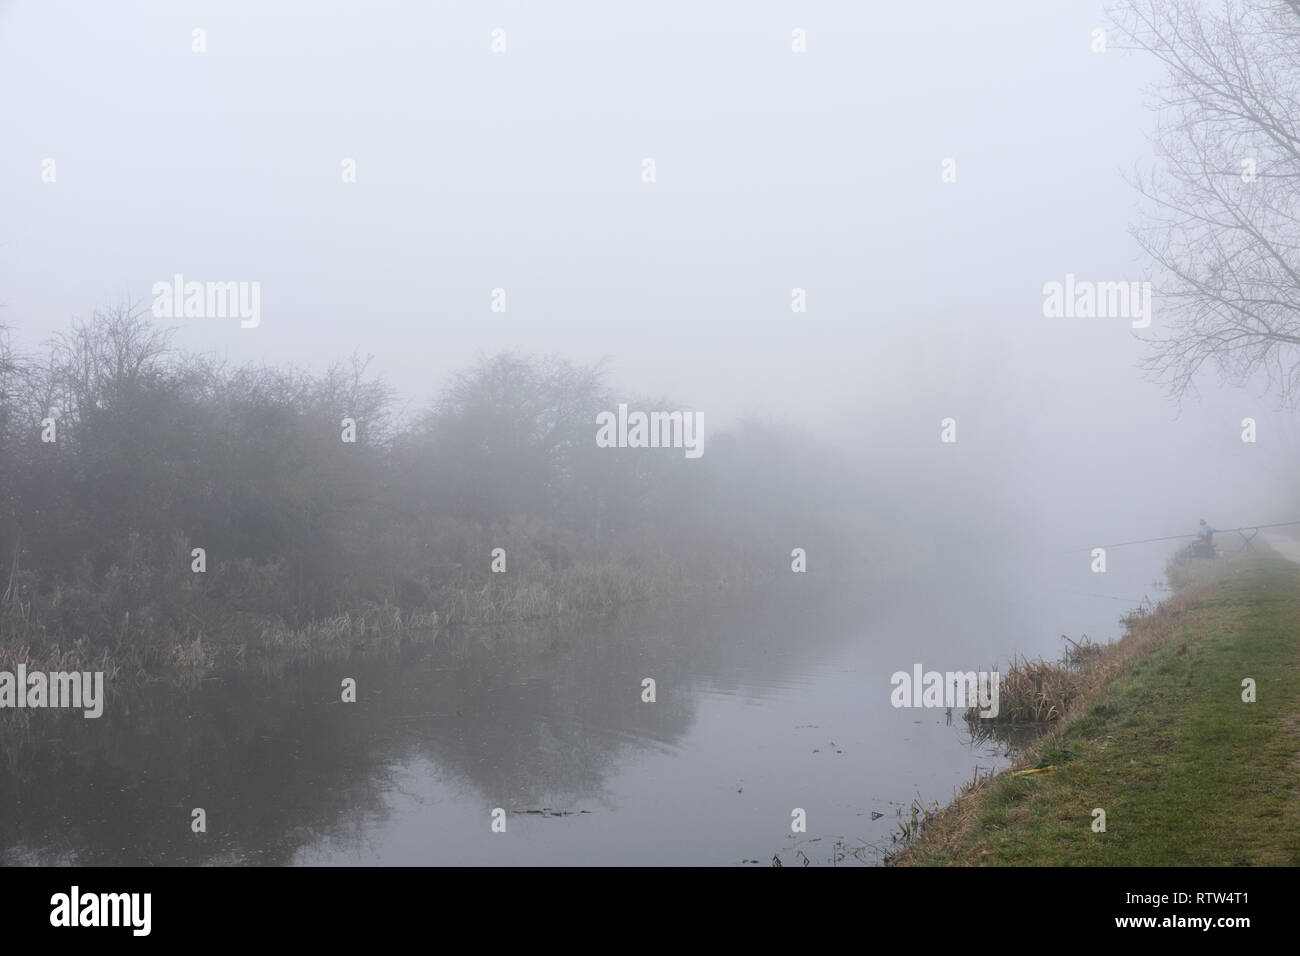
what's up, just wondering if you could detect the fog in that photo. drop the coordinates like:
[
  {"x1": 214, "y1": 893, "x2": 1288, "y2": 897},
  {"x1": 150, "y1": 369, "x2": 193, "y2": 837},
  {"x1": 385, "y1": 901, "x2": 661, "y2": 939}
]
[
  {"x1": 4, "y1": 1, "x2": 1293, "y2": 560},
  {"x1": 2, "y1": 0, "x2": 1297, "y2": 866}
]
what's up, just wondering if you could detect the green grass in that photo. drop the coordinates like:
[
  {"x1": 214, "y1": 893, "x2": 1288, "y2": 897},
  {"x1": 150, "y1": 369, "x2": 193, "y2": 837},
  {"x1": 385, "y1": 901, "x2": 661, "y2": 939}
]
[{"x1": 899, "y1": 549, "x2": 1300, "y2": 865}]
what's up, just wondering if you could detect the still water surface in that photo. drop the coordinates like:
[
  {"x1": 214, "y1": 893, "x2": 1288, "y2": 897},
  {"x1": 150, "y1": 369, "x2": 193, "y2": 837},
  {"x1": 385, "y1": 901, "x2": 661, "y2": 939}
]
[{"x1": 0, "y1": 555, "x2": 1159, "y2": 866}]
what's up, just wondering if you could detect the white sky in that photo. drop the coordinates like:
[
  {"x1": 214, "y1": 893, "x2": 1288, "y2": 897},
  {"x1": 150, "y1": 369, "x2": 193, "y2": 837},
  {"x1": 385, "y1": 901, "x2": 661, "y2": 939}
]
[{"x1": 3, "y1": 0, "x2": 1296, "y2": 551}]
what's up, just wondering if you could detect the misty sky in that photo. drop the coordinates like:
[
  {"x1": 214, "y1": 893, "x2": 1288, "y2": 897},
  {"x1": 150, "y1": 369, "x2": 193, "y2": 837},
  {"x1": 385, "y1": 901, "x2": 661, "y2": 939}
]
[{"x1": 3, "y1": 0, "x2": 1297, "y2": 576}]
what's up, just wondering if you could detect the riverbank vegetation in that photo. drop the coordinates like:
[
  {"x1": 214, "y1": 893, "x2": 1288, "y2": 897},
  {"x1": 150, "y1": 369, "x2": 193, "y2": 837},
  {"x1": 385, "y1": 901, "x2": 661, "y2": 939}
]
[
  {"x1": 892, "y1": 544, "x2": 1300, "y2": 865},
  {"x1": 0, "y1": 306, "x2": 866, "y2": 684}
]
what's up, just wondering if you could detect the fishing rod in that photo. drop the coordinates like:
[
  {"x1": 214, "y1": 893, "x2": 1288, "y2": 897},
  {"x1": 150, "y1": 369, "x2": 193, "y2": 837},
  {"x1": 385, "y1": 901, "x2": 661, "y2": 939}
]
[
  {"x1": 1064, "y1": 520, "x2": 1300, "y2": 554},
  {"x1": 1058, "y1": 589, "x2": 1155, "y2": 604}
]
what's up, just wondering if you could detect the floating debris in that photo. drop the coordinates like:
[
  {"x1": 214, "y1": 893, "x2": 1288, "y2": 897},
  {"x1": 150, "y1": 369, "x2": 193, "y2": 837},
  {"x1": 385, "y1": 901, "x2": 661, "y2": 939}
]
[
  {"x1": 1010, "y1": 765, "x2": 1057, "y2": 778},
  {"x1": 509, "y1": 808, "x2": 593, "y2": 816}
]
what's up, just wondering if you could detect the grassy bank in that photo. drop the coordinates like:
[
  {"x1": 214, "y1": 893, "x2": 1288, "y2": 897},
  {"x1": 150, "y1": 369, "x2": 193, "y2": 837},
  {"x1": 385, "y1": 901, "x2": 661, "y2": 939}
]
[
  {"x1": 891, "y1": 544, "x2": 1300, "y2": 865},
  {"x1": 0, "y1": 554, "x2": 770, "y2": 687}
]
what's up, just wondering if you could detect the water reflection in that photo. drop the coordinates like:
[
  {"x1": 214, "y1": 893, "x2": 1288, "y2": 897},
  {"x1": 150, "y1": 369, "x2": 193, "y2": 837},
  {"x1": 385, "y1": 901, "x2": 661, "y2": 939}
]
[{"x1": 1, "y1": 575, "x2": 1043, "y2": 866}]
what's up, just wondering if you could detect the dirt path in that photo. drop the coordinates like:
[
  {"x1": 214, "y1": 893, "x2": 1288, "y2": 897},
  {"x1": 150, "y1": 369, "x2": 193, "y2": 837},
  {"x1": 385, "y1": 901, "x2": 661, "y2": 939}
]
[{"x1": 1262, "y1": 531, "x2": 1300, "y2": 564}]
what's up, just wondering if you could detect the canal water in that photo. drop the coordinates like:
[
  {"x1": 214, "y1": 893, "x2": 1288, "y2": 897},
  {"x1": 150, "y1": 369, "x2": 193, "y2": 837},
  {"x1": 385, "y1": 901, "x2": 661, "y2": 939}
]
[{"x1": 0, "y1": 548, "x2": 1163, "y2": 866}]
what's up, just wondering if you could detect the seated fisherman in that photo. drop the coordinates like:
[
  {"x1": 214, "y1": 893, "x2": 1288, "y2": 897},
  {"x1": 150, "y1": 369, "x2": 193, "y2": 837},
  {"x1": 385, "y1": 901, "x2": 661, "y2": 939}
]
[{"x1": 1195, "y1": 519, "x2": 1217, "y2": 556}]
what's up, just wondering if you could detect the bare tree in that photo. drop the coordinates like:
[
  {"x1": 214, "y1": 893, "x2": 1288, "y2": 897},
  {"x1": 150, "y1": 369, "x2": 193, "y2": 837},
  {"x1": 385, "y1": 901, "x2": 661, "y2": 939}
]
[{"x1": 1113, "y1": 0, "x2": 1300, "y2": 403}]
